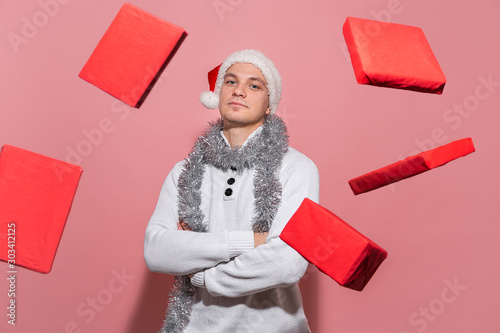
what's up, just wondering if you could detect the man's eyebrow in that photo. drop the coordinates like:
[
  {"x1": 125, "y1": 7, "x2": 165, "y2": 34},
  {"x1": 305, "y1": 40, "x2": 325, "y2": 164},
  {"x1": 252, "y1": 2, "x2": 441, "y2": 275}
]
[
  {"x1": 248, "y1": 76, "x2": 267, "y2": 86},
  {"x1": 224, "y1": 73, "x2": 237, "y2": 79},
  {"x1": 224, "y1": 73, "x2": 267, "y2": 86}
]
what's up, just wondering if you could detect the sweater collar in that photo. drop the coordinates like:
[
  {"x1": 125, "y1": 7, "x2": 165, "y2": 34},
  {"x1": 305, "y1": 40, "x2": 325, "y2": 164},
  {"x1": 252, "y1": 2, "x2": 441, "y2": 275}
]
[{"x1": 219, "y1": 125, "x2": 264, "y2": 148}]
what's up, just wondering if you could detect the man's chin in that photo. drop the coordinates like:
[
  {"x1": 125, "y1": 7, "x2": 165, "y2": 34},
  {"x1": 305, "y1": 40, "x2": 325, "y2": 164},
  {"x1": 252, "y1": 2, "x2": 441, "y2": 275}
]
[{"x1": 220, "y1": 109, "x2": 244, "y2": 121}]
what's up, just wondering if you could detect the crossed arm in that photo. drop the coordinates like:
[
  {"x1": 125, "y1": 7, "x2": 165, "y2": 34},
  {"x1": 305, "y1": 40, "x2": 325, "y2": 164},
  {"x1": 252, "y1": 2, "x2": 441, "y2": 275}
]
[
  {"x1": 178, "y1": 221, "x2": 268, "y2": 247},
  {"x1": 144, "y1": 154, "x2": 319, "y2": 297}
]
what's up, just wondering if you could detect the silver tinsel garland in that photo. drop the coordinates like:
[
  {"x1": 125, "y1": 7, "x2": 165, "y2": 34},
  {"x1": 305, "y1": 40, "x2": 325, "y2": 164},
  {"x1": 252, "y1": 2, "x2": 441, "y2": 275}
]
[{"x1": 159, "y1": 115, "x2": 289, "y2": 332}]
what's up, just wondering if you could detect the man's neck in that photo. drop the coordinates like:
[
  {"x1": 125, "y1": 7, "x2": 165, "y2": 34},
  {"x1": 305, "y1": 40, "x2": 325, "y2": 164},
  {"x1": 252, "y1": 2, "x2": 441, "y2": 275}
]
[{"x1": 222, "y1": 122, "x2": 263, "y2": 148}]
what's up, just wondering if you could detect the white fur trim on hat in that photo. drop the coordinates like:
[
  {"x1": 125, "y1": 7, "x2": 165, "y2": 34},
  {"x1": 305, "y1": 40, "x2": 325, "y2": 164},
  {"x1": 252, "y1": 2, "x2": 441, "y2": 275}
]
[{"x1": 199, "y1": 49, "x2": 282, "y2": 115}]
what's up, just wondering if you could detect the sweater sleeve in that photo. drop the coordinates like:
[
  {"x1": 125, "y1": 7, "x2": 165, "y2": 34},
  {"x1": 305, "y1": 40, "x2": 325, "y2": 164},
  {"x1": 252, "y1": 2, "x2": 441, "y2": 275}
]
[
  {"x1": 193, "y1": 153, "x2": 320, "y2": 297},
  {"x1": 144, "y1": 161, "x2": 254, "y2": 276}
]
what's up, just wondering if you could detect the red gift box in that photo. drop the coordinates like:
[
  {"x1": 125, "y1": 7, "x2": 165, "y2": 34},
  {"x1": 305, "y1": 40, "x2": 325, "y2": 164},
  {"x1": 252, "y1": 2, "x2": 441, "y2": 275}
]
[
  {"x1": 343, "y1": 17, "x2": 446, "y2": 94},
  {"x1": 79, "y1": 3, "x2": 187, "y2": 107},
  {"x1": 280, "y1": 198, "x2": 387, "y2": 291},
  {"x1": 0, "y1": 145, "x2": 83, "y2": 273},
  {"x1": 349, "y1": 138, "x2": 475, "y2": 195}
]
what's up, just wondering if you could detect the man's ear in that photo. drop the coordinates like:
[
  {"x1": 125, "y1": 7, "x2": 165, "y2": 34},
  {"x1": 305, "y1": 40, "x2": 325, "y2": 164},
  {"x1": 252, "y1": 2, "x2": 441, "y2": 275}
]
[{"x1": 265, "y1": 107, "x2": 271, "y2": 115}]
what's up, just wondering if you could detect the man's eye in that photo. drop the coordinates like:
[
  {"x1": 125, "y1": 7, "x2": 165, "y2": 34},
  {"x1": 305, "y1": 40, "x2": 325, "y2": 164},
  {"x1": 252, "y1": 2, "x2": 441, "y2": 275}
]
[
  {"x1": 250, "y1": 84, "x2": 260, "y2": 90},
  {"x1": 226, "y1": 80, "x2": 236, "y2": 85}
]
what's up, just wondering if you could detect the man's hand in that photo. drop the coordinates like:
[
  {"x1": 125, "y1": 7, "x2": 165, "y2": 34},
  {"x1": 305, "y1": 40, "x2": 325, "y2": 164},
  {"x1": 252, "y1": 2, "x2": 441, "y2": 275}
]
[
  {"x1": 177, "y1": 221, "x2": 191, "y2": 231},
  {"x1": 253, "y1": 232, "x2": 268, "y2": 248}
]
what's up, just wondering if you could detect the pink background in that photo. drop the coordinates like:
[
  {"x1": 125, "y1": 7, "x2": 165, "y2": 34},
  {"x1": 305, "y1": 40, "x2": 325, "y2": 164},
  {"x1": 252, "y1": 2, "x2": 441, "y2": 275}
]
[{"x1": 1, "y1": 0, "x2": 499, "y2": 332}]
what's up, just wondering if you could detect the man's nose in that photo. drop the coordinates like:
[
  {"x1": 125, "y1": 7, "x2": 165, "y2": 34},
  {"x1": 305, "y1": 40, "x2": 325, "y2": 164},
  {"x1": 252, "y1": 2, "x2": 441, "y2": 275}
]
[{"x1": 232, "y1": 83, "x2": 246, "y2": 97}]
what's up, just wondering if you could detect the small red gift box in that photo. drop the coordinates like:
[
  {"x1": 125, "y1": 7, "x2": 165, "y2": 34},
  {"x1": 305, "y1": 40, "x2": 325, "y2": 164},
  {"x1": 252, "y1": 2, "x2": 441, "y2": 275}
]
[
  {"x1": 0, "y1": 145, "x2": 83, "y2": 273},
  {"x1": 280, "y1": 198, "x2": 387, "y2": 291},
  {"x1": 349, "y1": 138, "x2": 475, "y2": 195},
  {"x1": 343, "y1": 17, "x2": 446, "y2": 94},
  {"x1": 79, "y1": 3, "x2": 187, "y2": 107}
]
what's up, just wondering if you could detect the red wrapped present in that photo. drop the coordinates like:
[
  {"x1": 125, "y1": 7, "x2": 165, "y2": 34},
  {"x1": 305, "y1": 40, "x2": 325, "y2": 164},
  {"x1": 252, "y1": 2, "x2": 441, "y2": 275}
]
[
  {"x1": 0, "y1": 145, "x2": 83, "y2": 273},
  {"x1": 280, "y1": 198, "x2": 387, "y2": 291},
  {"x1": 79, "y1": 3, "x2": 187, "y2": 107},
  {"x1": 349, "y1": 138, "x2": 475, "y2": 195},
  {"x1": 343, "y1": 17, "x2": 446, "y2": 94}
]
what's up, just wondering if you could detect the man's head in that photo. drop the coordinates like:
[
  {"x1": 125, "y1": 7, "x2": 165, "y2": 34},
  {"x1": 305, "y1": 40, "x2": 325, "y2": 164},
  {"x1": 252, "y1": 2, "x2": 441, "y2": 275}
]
[
  {"x1": 199, "y1": 49, "x2": 282, "y2": 115},
  {"x1": 218, "y1": 62, "x2": 271, "y2": 129}
]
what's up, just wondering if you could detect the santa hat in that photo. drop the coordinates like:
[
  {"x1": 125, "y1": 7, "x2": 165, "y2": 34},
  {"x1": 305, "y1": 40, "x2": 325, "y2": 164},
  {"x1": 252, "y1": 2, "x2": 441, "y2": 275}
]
[{"x1": 199, "y1": 49, "x2": 282, "y2": 114}]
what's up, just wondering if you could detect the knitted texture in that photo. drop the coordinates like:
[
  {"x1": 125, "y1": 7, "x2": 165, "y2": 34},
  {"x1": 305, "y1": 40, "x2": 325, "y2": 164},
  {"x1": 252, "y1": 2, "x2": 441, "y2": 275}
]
[{"x1": 159, "y1": 115, "x2": 289, "y2": 332}]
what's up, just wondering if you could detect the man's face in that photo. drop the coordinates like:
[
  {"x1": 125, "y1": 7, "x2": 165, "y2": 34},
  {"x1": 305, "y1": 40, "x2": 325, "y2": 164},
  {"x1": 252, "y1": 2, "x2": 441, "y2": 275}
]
[{"x1": 219, "y1": 62, "x2": 271, "y2": 129}]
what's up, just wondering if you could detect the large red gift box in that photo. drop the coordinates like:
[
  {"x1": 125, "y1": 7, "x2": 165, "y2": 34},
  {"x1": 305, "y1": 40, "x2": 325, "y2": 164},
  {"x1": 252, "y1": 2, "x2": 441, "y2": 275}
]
[
  {"x1": 0, "y1": 145, "x2": 83, "y2": 273},
  {"x1": 79, "y1": 3, "x2": 187, "y2": 107},
  {"x1": 280, "y1": 198, "x2": 387, "y2": 291},
  {"x1": 349, "y1": 138, "x2": 475, "y2": 195},
  {"x1": 343, "y1": 17, "x2": 446, "y2": 94}
]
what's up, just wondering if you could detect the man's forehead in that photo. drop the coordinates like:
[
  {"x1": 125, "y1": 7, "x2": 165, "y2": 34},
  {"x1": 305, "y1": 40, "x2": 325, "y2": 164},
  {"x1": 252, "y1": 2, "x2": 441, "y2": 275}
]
[{"x1": 226, "y1": 63, "x2": 266, "y2": 80}]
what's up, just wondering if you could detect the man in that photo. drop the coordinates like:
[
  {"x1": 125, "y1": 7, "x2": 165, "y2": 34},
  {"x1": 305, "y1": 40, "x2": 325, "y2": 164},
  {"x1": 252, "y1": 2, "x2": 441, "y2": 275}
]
[{"x1": 144, "y1": 49, "x2": 319, "y2": 332}]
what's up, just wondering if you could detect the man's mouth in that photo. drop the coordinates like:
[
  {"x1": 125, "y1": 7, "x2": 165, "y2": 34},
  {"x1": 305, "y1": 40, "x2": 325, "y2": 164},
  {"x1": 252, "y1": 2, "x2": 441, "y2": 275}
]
[{"x1": 228, "y1": 100, "x2": 248, "y2": 108}]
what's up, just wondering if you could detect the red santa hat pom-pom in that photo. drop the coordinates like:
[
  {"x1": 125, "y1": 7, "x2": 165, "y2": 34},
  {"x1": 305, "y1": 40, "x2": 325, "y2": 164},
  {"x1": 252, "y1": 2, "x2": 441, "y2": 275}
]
[
  {"x1": 199, "y1": 63, "x2": 221, "y2": 109},
  {"x1": 199, "y1": 91, "x2": 219, "y2": 109}
]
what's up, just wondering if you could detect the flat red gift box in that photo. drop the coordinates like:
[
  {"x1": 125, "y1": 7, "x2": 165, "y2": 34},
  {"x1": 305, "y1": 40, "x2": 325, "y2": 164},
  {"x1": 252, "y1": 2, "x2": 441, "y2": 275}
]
[
  {"x1": 343, "y1": 17, "x2": 446, "y2": 94},
  {"x1": 79, "y1": 3, "x2": 187, "y2": 107},
  {"x1": 349, "y1": 138, "x2": 475, "y2": 195},
  {"x1": 0, "y1": 145, "x2": 83, "y2": 273},
  {"x1": 280, "y1": 198, "x2": 387, "y2": 291}
]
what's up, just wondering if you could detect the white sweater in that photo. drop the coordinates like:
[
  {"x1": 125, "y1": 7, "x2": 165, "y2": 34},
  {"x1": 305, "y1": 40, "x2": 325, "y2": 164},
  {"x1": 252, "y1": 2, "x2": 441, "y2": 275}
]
[{"x1": 144, "y1": 132, "x2": 320, "y2": 333}]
